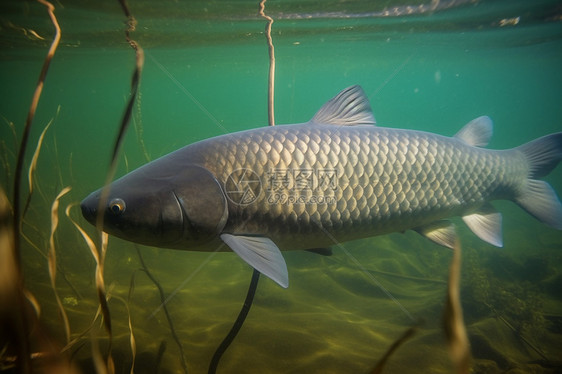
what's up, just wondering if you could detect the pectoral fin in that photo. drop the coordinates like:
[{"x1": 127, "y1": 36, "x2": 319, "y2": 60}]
[
  {"x1": 221, "y1": 234, "x2": 289, "y2": 288},
  {"x1": 415, "y1": 220, "x2": 457, "y2": 249},
  {"x1": 462, "y1": 203, "x2": 503, "y2": 247}
]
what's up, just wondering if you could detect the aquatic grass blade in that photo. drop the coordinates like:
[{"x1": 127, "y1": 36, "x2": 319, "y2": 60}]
[
  {"x1": 65, "y1": 204, "x2": 113, "y2": 372},
  {"x1": 97, "y1": 233, "x2": 114, "y2": 374},
  {"x1": 443, "y1": 239, "x2": 471, "y2": 374},
  {"x1": 22, "y1": 116, "x2": 54, "y2": 220},
  {"x1": 0, "y1": 187, "x2": 30, "y2": 371},
  {"x1": 65, "y1": 204, "x2": 99, "y2": 264},
  {"x1": 4, "y1": 0, "x2": 60, "y2": 370},
  {"x1": 126, "y1": 273, "x2": 137, "y2": 374},
  {"x1": 47, "y1": 186, "x2": 72, "y2": 344},
  {"x1": 87, "y1": 4, "x2": 144, "y2": 368},
  {"x1": 108, "y1": 280, "x2": 137, "y2": 374},
  {"x1": 12, "y1": 0, "x2": 61, "y2": 271}
]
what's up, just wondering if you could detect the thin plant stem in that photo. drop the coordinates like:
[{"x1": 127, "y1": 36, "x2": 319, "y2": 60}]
[
  {"x1": 135, "y1": 246, "x2": 189, "y2": 374},
  {"x1": 370, "y1": 325, "x2": 418, "y2": 374},
  {"x1": 208, "y1": 269, "x2": 260, "y2": 374},
  {"x1": 12, "y1": 0, "x2": 61, "y2": 272},
  {"x1": 259, "y1": 0, "x2": 275, "y2": 126},
  {"x1": 8, "y1": 1, "x2": 60, "y2": 371},
  {"x1": 89, "y1": 2, "x2": 145, "y2": 371}
]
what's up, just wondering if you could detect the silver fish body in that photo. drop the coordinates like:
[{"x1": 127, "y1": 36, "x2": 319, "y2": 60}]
[
  {"x1": 81, "y1": 86, "x2": 562, "y2": 287},
  {"x1": 184, "y1": 123, "x2": 520, "y2": 248}
]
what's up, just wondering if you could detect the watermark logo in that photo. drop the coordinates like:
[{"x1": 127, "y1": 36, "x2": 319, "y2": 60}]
[
  {"x1": 266, "y1": 168, "x2": 338, "y2": 205},
  {"x1": 225, "y1": 167, "x2": 339, "y2": 206},
  {"x1": 225, "y1": 168, "x2": 262, "y2": 205}
]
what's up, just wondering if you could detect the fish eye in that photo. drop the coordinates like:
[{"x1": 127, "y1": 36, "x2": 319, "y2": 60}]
[{"x1": 108, "y1": 198, "x2": 126, "y2": 215}]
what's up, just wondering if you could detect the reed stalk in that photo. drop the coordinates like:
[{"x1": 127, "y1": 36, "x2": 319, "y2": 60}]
[
  {"x1": 259, "y1": 0, "x2": 276, "y2": 126},
  {"x1": 443, "y1": 239, "x2": 471, "y2": 374}
]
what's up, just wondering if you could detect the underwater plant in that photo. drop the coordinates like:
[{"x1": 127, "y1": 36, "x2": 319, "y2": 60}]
[{"x1": 2, "y1": 1, "x2": 562, "y2": 373}]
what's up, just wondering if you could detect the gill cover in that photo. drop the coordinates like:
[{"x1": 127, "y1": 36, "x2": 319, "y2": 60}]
[{"x1": 173, "y1": 165, "x2": 229, "y2": 243}]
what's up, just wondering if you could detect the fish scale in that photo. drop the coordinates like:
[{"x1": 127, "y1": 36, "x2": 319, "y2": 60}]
[
  {"x1": 183, "y1": 123, "x2": 520, "y2": 249},
  {"x1": 81, "y1": 85, "x2": 562, "y2": 288}
]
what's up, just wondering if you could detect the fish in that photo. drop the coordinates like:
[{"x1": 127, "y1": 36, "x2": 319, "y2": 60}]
[{"x1": 81, "y1": 85, "x2": 562, "y2": 288}]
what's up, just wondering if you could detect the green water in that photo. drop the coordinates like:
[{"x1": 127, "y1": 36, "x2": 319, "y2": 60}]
[{"x1": 1, "y1": 0, "x2": 562, "y2": 373}]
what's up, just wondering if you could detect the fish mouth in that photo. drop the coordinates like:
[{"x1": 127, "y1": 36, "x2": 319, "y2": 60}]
[
  {"x1": 80, "y1": 205, "x2": 95, "y2": 225},
  {"x1": 80, "y1": 192, "x2": 99, "y2": 225}
]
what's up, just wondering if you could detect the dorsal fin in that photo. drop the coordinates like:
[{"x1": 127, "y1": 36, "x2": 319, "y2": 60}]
[
  {"x1": 310, "y1": 85, "x2": 376, "y2": 126},
  {"x1": 454, "y1": 116, "x2": 493, "y2": 147}
]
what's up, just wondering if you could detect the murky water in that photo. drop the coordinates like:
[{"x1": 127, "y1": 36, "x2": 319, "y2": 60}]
[{"x1": 1, "y1": 0, "x2": 562, "y2": 372}]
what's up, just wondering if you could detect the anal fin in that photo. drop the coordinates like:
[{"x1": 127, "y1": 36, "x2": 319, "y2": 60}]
[
  {"x1": 415, "y1": 220, "x2": 457, "y2": 249},
  {"x1": 221, "y1": 234, "x2": 289, "y2": 288},
  {"x1": 462, "y1": 203, "x2": 503, "y2": 247}
]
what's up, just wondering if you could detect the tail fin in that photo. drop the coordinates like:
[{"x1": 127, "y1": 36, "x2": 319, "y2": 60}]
[{"x1": 515, "y1": 132, "x2": 562, "y2": 230}]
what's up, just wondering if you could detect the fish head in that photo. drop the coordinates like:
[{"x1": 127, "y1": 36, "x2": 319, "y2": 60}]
[{"x1": 81, "y1": 163, "x2": 228, "y2": 249}]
